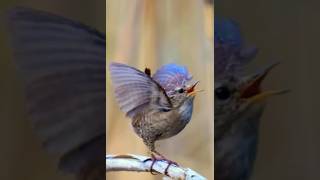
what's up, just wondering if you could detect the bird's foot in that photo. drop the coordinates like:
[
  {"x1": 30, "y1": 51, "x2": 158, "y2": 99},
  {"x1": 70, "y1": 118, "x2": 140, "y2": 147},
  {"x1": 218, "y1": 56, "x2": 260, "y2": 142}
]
[{"x1": 143, "y1": 153, "x2": 178, "y2": 176}]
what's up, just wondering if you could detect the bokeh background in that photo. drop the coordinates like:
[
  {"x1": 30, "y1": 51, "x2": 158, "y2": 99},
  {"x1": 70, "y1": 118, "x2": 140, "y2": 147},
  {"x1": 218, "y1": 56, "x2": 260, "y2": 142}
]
[
  {"x1": 3, "y1": 0, "x2": 318, "y2": 180},
  {"x1": 216, "y1": 0, "x2": 320, "y2": 180},
  {"x1": 106, "y1": 0, "x2": 213, "y2": 179},
  {"x1": 0, "y1": 0, "x2": 105, "y2": 179}
]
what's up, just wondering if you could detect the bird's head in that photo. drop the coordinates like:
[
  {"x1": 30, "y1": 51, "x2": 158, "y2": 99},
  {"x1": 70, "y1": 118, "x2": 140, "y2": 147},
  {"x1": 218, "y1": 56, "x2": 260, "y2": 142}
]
[
  {"x1": 214, "y1": 17, "x2": 287, "y2": 130},
  {"x1": 153, "y1": 63, "x2": 200, "y2": 108},
  {"x1": 167, "y1": 81, "x2": 199, "y2": 107},
  {"x1": 215, "y1": 63, "x2": 288, "y2": 128}
]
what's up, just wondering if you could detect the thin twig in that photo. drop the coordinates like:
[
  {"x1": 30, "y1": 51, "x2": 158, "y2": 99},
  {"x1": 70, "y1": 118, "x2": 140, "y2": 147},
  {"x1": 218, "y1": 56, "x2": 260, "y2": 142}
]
[{"x1": 106, "y1": 154, "x2": 207, "y2": 180}]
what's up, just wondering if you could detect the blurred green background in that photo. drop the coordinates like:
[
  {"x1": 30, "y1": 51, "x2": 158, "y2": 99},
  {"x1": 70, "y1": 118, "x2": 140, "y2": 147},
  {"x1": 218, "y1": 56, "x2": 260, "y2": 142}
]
[
  {"x1": 0, "y1": 0, "x2": 105, "y2": 179},
  {"x1": 216, "y1": 0, "x2": 320, "y2": 180},
  {"x1": 106, "y1": 0, "x2": 213, "y2": 179}
]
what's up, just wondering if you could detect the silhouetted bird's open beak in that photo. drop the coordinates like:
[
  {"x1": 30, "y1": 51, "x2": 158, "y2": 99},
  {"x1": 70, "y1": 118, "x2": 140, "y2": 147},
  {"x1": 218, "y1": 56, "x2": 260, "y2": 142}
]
[{"x1": 240, "y1": 62, "x2": 289, "y2": 102}]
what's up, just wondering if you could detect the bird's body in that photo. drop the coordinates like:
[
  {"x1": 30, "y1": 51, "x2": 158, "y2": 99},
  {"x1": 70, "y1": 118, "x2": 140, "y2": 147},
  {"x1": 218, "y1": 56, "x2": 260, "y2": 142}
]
[
  {"x1": 132, "y1": 95, "x2": 194, "y2": 151},
  {"x1": 109, "y1": 62, "x2": 197, "y2": 157},
  {"x1": 215, "y1": 99, "x2": 264, "y2": 180},
  {"x1": 214, "y1": 17, "x2": 286, "y2": 180}
]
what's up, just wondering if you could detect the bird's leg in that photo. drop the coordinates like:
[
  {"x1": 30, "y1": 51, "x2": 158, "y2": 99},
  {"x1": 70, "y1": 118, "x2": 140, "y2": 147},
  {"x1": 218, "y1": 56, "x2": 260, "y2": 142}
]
[
  {"x1": 143, "y1": 149, "x2": 178, "y2": 175},
  {"x1": 142, "y1": 141, "x2": 159, "y2": 175},
  {"x1": 151, "y1": 149, "x2": 165, "y2": 158},
  {"x1": 151, "y1": 150, "x2": 178, "y2": 175},
  {"x1": 145, "y1": 153, "x2": 160, "y2": 175},
  {"x1": 141, "y1": 140, "x2": 158, "y2": 175}
]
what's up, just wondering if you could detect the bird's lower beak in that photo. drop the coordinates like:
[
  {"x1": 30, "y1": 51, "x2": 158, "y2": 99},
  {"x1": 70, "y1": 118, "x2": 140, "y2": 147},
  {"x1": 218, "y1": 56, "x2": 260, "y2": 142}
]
[
  {"x1": 239, "y1": 62, "x2": 289, "y2": 103},
  {"x1": 187, "y1": 81, "x2": 200, "y2": 97}
]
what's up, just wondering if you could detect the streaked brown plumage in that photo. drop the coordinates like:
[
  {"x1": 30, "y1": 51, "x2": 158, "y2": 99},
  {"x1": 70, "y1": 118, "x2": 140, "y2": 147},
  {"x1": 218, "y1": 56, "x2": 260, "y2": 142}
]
[
  {"x1": 132, "y1": 94, "x2": 194, "y2": 153},
  {"x1": 109, "y1": 62, "x2": 197, "y2": 161}
]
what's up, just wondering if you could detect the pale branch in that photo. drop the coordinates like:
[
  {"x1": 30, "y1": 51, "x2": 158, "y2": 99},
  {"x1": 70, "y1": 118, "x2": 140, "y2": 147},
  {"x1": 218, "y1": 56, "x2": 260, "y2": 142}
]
[{"x1": 106, "y1": 154, "x2": 207, "y2": 180}]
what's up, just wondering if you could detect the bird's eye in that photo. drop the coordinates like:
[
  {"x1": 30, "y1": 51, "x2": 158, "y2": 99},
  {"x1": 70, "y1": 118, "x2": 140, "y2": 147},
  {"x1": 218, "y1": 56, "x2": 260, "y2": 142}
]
[
  {"x1": 215, "y1": 86, "x2": 231, "y2": 100},
  {"x1": 177, "y1": 88, "x2": 184, "y2": 93}
]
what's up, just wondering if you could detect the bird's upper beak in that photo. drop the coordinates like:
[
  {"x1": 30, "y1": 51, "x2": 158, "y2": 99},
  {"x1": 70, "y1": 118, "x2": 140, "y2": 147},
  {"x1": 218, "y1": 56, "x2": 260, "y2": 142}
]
[
  {"x1": 187, "y1": 81, "x2": 200, "y2": 97},
  {"x1": 239, "y1": 62, "x2": 289, "y2": 103}
]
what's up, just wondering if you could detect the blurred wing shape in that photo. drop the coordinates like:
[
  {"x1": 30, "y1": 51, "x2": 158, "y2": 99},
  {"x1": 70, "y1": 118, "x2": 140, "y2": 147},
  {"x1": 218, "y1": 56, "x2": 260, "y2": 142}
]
[
  {"x1": 152, "y1": 63, "x2": 192, "y2": 92},
  {"x1": 109, "y1": 62, "x2": 172, "y2": 118},
  {"x1": 7, "y1": 7, "x2": 105, "y2": 178}
]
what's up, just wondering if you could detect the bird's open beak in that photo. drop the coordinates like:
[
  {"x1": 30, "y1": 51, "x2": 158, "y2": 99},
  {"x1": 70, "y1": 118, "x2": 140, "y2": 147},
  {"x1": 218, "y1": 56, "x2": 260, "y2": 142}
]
[
  {"x1": 240, "y1": 62, "x2": 289, "y2": 103},
  {"x1": 187, "y1": 81, "x2": 200, "y2": 97}
]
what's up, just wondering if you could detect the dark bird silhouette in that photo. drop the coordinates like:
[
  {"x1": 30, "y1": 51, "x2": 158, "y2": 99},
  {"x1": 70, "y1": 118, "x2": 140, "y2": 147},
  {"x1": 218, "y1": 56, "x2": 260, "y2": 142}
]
[
  {"x1": 214, "y1": 17, "x2": 287, "y2": 180},
  {"x1": 7, "y1": 7, "x2": 106, "y2": 180}
]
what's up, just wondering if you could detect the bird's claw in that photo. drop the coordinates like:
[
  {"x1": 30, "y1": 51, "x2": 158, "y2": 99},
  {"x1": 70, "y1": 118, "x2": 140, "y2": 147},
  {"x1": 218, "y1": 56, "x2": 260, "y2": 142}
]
[
  {"x1": 143, "y1": 157, "x2": 159, "y2": 175},
  {"x1": 143, "y1": 154, "x2": 178, "y2": 176},
  {"x1": 163, "y1": 159, "x2": 178, "y2": 175}
]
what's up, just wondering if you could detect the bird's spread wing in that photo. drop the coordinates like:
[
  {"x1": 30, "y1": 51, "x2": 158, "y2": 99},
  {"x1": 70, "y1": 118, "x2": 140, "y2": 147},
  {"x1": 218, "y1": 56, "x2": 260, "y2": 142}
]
[
  {"x1": 109, "y1": 62, "x2": 172, "y2": 118},
  {"x1": 7, "y1": 7, "x2": 105, "y2": 178}
]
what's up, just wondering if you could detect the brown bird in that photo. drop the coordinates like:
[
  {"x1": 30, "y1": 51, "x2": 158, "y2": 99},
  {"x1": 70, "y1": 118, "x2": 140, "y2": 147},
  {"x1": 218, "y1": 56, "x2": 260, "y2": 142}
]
[{"x1": 109, "y1": 62, "x2": 199, "y2": 173}]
